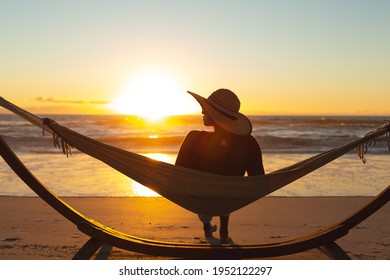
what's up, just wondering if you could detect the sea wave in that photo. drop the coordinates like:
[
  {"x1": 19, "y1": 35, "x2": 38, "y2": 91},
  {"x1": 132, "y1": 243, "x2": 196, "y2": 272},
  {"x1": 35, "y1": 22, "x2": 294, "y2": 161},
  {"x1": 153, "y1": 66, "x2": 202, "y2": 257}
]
[{"x1": 1, "y1": 114, "x2": 389, "y2": 154}]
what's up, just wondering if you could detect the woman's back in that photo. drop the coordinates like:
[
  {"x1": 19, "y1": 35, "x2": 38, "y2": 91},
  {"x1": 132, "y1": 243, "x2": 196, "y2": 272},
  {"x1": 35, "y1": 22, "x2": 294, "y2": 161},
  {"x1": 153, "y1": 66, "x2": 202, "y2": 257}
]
[{"x1": 176, "y1": 130, "x2": 264, "y2": 176}]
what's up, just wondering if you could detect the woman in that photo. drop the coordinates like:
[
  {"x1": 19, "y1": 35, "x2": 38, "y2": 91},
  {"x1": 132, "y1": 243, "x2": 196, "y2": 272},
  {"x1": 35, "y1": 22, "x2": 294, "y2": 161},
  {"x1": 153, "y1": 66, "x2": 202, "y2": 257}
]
[{"x1": 175, "y1": 88, "x2": 265, "y2": 243}]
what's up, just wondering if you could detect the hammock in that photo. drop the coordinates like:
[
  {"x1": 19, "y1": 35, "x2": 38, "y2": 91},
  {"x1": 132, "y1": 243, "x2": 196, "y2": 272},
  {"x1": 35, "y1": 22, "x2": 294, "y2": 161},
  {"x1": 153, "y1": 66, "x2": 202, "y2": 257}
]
[{"x1": 1, "y1": 96, "x2": 389, "y2": 216}]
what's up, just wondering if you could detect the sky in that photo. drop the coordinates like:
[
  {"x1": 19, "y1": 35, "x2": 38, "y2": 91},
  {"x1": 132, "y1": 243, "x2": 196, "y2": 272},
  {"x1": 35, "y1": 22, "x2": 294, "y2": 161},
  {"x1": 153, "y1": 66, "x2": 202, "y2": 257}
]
[{"x1": 1, "y1": 0, "x2": 389, "y2": 116}]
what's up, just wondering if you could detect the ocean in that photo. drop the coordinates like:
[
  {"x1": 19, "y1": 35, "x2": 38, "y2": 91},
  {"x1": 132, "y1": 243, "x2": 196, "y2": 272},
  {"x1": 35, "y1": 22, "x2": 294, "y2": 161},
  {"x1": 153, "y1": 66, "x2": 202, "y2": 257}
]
[{"x1": 0, "y1": 114, "x2": 389, "y2": 197}]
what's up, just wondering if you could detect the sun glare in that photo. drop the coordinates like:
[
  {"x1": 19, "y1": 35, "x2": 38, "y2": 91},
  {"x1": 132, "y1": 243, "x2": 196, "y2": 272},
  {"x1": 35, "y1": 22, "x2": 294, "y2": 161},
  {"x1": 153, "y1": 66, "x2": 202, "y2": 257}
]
[
  {"x1": 110, "y1": 69, "x2": 198, "y2": 121},
  {"x1": 131, "y1": 153, "x2": 175, "y2": 197}
]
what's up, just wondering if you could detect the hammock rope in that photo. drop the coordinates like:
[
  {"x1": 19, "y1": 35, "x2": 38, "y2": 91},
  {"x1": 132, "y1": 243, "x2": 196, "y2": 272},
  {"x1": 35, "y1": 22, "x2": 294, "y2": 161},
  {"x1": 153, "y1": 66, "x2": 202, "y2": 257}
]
[
  {"x1": 1, "y1": 96, "x2": 389, "y2": 216},
  {"x1": 349, "y1": 123, "x2": 390, "y2": 164}
]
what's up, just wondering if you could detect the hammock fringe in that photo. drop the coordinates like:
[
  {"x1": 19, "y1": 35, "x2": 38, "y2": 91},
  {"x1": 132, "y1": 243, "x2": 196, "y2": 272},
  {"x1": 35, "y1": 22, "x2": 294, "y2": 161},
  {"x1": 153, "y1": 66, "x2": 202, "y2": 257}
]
[
  {"x1": 387, "y1": 130, "x2": 390, "y2": 151},
  {"x1": 56, "y1": 134, "x2": 73, "y2": 157},
  {"x1": 350, "y1": 121, "x2": 390, "y2": 164},
  {"x1": 43, "y1": 118, "x2": 73, "y2": 157}
]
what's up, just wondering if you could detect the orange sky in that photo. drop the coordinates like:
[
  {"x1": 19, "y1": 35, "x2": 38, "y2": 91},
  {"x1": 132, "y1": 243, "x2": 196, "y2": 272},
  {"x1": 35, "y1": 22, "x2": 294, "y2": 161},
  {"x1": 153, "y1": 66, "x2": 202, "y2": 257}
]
[{"x1": 1, "y1": 1, "x2": 389, "y2": 116}]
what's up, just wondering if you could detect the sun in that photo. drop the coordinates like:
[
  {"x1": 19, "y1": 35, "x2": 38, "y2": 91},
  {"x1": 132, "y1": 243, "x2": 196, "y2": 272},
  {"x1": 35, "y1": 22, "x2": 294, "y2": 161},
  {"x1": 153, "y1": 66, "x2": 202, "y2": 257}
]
[{"x1": 110, "y1": 69, "x2": 198, "y2": 121}]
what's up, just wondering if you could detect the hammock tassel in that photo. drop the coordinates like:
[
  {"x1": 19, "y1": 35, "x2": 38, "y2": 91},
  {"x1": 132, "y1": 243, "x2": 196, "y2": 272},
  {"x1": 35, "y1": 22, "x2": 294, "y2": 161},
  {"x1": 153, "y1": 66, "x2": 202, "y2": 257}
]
[
  {"x1": 350, "y1": 137, "x2": 366, "y2": 164},
  {"x1": 351, "y1": 120, "x2": 390, "y2": 164},
  {"x1": 387, "y1": 131, "x2": 390, "y2": 151},
  {"x1": 42, "y1": 118, "x2": 73, "y2": 157}
]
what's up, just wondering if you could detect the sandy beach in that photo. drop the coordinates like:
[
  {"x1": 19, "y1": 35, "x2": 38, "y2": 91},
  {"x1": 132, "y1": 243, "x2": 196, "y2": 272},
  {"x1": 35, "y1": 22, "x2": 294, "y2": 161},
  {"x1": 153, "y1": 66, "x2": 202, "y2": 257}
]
[{"x1": 0, "y1": 195, "x2": 388, "y2": 260}]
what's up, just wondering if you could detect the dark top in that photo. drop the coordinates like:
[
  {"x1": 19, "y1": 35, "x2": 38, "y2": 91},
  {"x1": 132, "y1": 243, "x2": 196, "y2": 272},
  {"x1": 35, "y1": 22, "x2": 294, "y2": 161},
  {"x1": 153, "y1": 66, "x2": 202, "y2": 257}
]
[{"x1": 175, "y1": 130, "x2": 265, "y2": 176}]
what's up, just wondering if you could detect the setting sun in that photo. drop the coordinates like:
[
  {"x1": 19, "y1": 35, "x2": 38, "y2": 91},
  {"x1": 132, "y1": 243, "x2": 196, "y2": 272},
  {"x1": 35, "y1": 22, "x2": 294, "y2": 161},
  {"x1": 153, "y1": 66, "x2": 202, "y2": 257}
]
[{"x1": 110, "y1": 69, "x2": 198, "y2": 121}]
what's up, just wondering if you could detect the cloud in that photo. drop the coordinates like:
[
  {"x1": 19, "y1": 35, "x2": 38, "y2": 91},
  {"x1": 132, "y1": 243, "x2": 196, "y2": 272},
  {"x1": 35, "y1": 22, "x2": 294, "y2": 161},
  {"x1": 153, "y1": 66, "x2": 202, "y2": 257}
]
[{"x1": 35, "y1": 97, "x2": 110, "y2": 105}]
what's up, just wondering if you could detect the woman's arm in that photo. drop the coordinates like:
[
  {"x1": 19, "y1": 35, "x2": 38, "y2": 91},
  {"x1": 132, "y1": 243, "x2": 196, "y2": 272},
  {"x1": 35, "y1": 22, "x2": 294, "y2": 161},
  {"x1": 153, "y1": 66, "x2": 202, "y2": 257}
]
[
  {"x1": 175, "y1": 131, "x2": 201, "y2": 168},
  {"x1": 246, "y1": 136, "x2": 265, "y2": 176}
]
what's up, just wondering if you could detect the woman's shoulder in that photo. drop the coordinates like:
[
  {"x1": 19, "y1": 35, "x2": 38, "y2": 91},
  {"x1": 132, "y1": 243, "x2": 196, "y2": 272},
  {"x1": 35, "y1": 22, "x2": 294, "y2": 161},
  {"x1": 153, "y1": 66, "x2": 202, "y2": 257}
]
[
  {"x1": 186, "y1": 130, "x2": 211, "y2": 137},
  {"x1": 235, "y1": 134, "x2": 257, "y2": 142},
  {"x1": 240, "y1": 134, "x2": 261, "y2": 149},
  {"x1": 184, "y1": 130, "x2": 211, "y2": 142},
  {"x1": 247, "y1": 134, "x2": 258, "y2": 142}
]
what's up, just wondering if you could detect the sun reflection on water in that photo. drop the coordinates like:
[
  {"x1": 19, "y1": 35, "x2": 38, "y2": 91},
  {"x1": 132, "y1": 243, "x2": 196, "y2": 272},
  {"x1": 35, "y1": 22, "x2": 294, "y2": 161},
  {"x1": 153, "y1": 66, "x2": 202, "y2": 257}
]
[{"x1": 131, "y1": 153, "x2": 176, "y2": 197}]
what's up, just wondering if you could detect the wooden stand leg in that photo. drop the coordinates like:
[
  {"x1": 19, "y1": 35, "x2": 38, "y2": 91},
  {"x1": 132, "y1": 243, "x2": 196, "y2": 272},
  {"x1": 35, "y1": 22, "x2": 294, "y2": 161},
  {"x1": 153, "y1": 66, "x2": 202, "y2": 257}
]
[
  {"x1": 318, "y1": 241, "x2": 351, "y2": 260},
  {"x1": 72, "y1": 238, "x2": 103, "y2": 260}
]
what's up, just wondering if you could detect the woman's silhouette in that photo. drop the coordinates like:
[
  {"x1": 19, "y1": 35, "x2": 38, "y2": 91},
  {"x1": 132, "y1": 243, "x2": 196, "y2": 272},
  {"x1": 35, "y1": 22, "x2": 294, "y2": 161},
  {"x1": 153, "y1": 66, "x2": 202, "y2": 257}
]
[{"x1": 176, "y1": 89, "x2": 265, "y2": 243}]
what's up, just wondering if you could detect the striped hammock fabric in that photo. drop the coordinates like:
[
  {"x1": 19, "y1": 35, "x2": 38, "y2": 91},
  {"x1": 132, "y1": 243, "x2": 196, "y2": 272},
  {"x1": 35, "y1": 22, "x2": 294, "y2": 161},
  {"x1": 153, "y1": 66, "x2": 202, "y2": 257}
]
[{"x1": 1, "y1": 96, "x2": 389, "y2": 215}]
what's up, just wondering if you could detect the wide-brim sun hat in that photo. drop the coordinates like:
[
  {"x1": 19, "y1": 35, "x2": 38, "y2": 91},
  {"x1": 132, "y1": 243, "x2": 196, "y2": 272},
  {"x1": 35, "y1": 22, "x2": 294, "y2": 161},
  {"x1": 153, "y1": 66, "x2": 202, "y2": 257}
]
[{"x1": 187, "y1": 89, "x2": 252, "y2": 136}]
